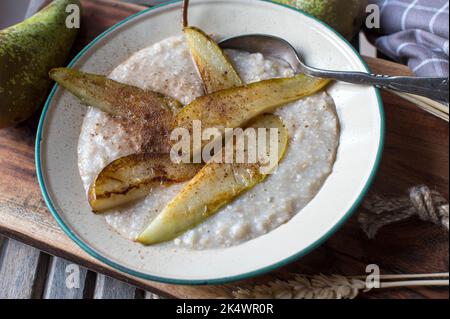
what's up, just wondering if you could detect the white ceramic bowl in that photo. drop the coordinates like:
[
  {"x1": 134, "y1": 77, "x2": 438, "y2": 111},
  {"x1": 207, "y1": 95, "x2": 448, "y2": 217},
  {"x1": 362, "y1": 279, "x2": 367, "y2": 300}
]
[{"x1": 36, "y1": 0, "x2": 384, "y2": 284}]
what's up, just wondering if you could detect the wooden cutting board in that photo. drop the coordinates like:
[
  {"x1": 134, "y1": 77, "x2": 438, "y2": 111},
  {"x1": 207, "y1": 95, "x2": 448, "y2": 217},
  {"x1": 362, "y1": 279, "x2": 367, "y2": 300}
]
[{"x1": 0, "y1": 0, "x2": 448, "y2": 299}]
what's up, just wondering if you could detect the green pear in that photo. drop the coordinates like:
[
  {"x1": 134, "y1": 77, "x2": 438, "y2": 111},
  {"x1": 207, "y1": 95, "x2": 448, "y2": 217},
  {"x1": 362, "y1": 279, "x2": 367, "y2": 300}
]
[
  {"x1": 0, "y1": 0, "x2": 80, "y2": 128},
  {"x1": 273, "y1": 0, "x2": 368, "y2": 40}
]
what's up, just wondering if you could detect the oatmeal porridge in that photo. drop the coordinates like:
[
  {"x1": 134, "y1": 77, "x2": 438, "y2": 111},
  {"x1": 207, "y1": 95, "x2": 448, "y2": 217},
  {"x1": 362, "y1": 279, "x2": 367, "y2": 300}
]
[{"x1": 78, "y1": 35, "x2": 340, "y2": 250}]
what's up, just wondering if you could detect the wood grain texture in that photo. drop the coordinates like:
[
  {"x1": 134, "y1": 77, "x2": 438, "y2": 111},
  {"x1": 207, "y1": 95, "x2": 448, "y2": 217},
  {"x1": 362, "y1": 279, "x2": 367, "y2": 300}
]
[
  {"x1": 0, "y1": 0, "x2": 447, "y2": 299},
  {"x1": 0, "y1": 236, "x2": 5, "y2": 252},
  {"x1": 0, "y1": 239, "x2": 50, "y2": 299},
  {"x1": 94, "y1": 274, "x2": 138, "y2": 299}
]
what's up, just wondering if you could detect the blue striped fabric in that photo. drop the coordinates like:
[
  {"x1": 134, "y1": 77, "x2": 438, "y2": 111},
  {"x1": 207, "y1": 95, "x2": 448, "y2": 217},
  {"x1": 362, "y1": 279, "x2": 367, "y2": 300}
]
[{"x1": 368, "y1": 0, "x2": 449, "y2": 76}]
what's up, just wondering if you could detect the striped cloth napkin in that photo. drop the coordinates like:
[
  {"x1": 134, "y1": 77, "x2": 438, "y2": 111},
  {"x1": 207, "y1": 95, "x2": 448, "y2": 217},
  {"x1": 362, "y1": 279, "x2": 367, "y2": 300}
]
[{"x1": 367, "y1": 0, "x2": 449, "y2": 77}]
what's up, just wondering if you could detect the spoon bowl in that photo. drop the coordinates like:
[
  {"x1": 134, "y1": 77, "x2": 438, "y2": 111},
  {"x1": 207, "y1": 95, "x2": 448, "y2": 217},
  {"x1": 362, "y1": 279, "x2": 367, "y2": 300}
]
[{"x1": 220, "y1": 34, "x2": 304, "y2": 74}]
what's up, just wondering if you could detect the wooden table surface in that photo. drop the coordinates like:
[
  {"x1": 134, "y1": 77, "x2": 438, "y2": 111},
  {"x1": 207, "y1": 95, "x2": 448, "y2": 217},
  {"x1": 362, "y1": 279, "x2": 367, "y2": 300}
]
[{"x1": 0, "y1": 0, "x2": 448, "y2": 299}]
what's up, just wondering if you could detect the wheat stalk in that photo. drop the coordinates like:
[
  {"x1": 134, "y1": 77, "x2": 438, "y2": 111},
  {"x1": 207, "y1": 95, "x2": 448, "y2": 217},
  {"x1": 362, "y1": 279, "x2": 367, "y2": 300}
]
[
  {"x1": 232, "y1": 273, "x2": 449, "y2": 299},
  {"x1": 388, "y1": 90, "x2": 449, "y2": 122},
  {"x1": 233, "y1": 274, "x2": 366, "y2": 299}
]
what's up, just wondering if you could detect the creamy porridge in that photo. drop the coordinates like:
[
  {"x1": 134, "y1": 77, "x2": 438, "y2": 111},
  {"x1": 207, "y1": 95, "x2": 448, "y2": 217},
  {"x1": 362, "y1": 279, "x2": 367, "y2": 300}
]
[{"x1": 78, "y1": 36, "x2": 340, "y2": 250}]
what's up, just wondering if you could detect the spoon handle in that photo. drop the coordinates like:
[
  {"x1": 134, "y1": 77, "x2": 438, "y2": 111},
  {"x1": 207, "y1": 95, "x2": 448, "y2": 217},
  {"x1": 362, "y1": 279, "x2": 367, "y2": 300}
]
[{"x1": 307, "y1": 69, "x2": 449, "y2": 103}]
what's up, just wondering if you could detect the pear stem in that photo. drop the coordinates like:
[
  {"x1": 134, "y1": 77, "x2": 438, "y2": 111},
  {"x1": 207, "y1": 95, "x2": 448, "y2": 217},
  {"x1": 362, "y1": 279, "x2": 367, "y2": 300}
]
[{"x1": 182, "y1": 0, "x2": 189, "y2": 28}]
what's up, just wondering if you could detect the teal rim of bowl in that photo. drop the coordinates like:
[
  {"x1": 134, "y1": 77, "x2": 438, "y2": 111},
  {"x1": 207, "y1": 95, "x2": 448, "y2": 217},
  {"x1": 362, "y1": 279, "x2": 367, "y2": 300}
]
[{"x1": 36, "y1": 0, "x2": 385, "y2": 285}]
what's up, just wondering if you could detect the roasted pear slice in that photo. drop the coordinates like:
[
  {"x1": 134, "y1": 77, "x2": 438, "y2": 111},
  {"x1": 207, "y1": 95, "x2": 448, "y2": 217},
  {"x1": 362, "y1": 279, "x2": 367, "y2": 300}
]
[
  {"x1": 88, "y1": 153, "x2": 202, "y2": 213},
  {"x1": 176, "y1": 74, "x2": 329, "y2": 129},
  {"x1": 184, "y1": 26, "x2": 243, "y2": 93},
  {"x1": 49, "y1": 68, "x2": 182, "y2": 117},
  {"x1": 183, "y1": 0, "x2": 241, "y2": 93},
  {"x1": 49, "y1": 67, "x2": 181, "y2": 152},
  {"x1": 137, "y1": 114, "x2": 288, "y2": 245},
  {"x1": 174, "y1": 74, "x2": 329, "y2": 155}
]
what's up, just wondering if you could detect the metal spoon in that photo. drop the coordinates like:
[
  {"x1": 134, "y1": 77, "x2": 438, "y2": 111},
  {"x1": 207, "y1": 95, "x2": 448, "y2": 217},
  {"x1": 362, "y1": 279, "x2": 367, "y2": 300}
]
[{"x1": 219, "y1": 34, "x2": 449, "y2": 104}]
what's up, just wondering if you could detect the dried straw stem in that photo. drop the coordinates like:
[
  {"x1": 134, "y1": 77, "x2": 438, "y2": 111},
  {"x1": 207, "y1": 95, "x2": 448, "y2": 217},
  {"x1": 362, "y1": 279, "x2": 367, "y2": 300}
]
[
  {"x1": 233, "y1": 273, "x2": 449, "y2": 299},
  {"x1": 182, "y1": 0, "x2": 189, "y2": 28},
  {"x1": 389, "y1": 90, "x2": 449, "y2": 122}
]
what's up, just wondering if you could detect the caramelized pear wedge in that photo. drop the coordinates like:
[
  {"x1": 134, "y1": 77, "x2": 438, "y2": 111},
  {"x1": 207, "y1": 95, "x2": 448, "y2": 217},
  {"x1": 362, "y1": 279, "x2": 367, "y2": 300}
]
[
  {"x1": 49, "y1": 68, "x2": 182, "y2": 119},
  {"x1": 137, "y1": 114, "x2": 288, "y2": 245},
  {"x1": 88, "y1": 153, "x2": 202, "y2": 213},
  {"x1": 175, "y1": 74, "x2": 329, "y2": 155},
  {"x1": 184, "y1": 26, "x2": 243, "y2": 93},
  {"x1": 50, "y1": 67, "x2": 182, "y2": 152},
  {"x1": 182, "y1": 0, "x2": 241, "y2": 93}
]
